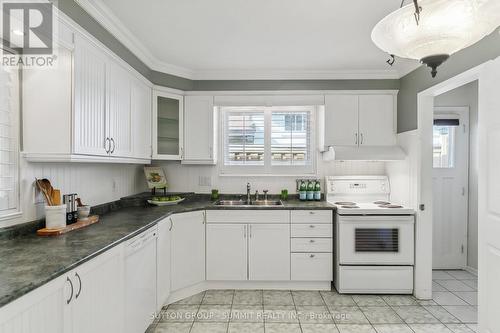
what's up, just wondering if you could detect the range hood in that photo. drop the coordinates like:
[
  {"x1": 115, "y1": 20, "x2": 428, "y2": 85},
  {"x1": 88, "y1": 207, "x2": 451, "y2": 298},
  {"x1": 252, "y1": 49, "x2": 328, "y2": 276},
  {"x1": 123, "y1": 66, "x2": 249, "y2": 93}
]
[{"x1": 322, "y1": 145, "x2": 406, "y2": 161}]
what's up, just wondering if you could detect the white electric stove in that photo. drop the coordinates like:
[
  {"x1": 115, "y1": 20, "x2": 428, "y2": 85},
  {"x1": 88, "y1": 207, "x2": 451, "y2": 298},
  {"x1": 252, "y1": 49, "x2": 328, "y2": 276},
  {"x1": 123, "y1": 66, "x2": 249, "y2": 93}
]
[{"x1": 326, "y1": 176, "x2": 416, "y2": 294}]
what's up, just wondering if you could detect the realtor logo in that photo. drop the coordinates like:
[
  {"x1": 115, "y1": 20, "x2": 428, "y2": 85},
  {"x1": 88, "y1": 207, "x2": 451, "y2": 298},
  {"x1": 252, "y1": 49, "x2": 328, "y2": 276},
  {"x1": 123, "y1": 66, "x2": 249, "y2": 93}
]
[{"x1": 2, "y1": 1, "x2": 53, "y2": 54}]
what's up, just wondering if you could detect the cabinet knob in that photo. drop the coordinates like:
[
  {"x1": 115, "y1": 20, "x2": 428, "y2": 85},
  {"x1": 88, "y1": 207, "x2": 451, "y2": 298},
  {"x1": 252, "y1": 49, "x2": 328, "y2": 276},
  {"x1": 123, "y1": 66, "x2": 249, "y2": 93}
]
[
  {"x1": 309, "y1": 211, "x2": 315, "y2": 215},
  {"x1": 310, "y1": 254, "x2": 315, "y2": 258},
  {"x1": 309, "y1": 225, "x2": 315, "y2": 228},
  {"x1": 310, "y1": 239, "x2": 315, "y2": 243}
]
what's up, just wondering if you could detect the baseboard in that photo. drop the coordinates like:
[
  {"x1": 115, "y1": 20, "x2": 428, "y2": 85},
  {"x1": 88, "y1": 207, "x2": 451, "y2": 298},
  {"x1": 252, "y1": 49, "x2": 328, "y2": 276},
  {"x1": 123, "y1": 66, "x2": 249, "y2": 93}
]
[{"x1": 464, "y1": 266, "x2": 478, "y2": 276}]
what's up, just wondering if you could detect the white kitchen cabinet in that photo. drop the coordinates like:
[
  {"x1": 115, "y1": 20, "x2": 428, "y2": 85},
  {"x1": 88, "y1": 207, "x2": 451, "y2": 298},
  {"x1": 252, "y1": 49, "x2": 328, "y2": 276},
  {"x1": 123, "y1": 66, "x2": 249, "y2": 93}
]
[
  {"x1": 206, "y1": 224, "x2": 247, "y2": 280},
  {"x1": 183, "y1": 95, "x2": 216, "y2": 164},
  {"x1": 73, "y1": 35, "x2": 108, "y2": 156},
  {"x1": 324, "y1": 93, "x2": 397, "y2": 147},
  {"x1": 324, "y1": 94, "x2": 359, "y2": 147},
  {"x1": 358, "y1": 94, "x2": 396, "y2": 146},
  {"x1": 22, "y1": 27, "x2": 151, "y2": 164},
  {"x1": 248, "y1": 224, "x2": 290, "y2": 280},
  {"x1": 0, "y1": 274, "x2": 67, "y2": 333},
  {"x1": 291, "y1": 253, "x2": 333, "y2": 281},
  {"x1": 68, "y1": 244, "x2": 124, "y2": 333},
  {"x1": 153, "y1": 90, "x2": 184, "y2": 160},
  {"x1": 170, "y1": 211, "x2": 205, "y2": 291},
  {"x1": 132, "y1": 79, "x2": 152, "y2": 159},
  {"x1": 107, "y1": 61, "x2": 132, "y2": 157},
  {"x1": 157, "y1": 217, "x2": 172, "y2": 310},
  {"x1": 0, "y1": 244, "x2": 124, "y2": 333}
]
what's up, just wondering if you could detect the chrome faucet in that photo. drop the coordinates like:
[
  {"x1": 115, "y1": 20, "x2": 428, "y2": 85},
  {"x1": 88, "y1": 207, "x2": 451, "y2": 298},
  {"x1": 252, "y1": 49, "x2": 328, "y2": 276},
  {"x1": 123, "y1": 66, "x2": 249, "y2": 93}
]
[
  {"x1": 246, "y1": 183, "x2": 251, "y2": 204},
  {"x1": 255, "y1": 190, "x2": 259, "y2": 201},
  {"x1": 263, "y1": 190, "x2": 269, "y2": 201}
]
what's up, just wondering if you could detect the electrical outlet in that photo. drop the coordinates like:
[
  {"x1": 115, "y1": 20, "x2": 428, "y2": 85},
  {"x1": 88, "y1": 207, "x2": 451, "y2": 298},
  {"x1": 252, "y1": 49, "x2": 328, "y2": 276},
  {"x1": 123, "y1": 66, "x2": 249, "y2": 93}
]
[{"x1": 198, "y1": 176, "x2": 211, "y2": 187}]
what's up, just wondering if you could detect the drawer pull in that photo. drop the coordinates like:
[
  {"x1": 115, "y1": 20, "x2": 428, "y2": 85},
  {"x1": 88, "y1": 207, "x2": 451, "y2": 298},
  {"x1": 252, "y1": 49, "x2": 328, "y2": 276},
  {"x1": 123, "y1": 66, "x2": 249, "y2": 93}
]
[
  {"x1": 309, "y1": 225, "x2": 315, "y2": 228},
  {"x1": 310, "y1": 239, "x2": 315, "y2": 243},
  {"x1": 309, "y1": 211, "x2": 315, "y2": 214},
  {"x1": 310, "y1": 254, "x2": 316, "y2": 258}
]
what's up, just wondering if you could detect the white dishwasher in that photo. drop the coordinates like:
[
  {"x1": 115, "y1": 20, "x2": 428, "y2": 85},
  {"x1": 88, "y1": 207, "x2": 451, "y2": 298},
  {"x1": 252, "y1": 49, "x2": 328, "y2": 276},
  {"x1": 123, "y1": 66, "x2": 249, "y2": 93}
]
[{"x1": 125, "y1": 226, "x2": 158, "y2": 333}]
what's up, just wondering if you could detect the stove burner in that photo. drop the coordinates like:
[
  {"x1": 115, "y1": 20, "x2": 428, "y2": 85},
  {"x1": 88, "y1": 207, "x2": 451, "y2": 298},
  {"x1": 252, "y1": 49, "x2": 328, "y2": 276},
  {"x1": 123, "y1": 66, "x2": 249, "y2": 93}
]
[
  {"x1": 334, "y1": 201, "x2": 357, "y2": 206},
  {"x1": 341, "y1": 205, "x2": 360, "y2": 208},
  {"x1": 374, "y1": 201, "x2": 391, "y2": 205},
  {"x1": 379, "y1": 204, "x2": 403, "y2": 208}
]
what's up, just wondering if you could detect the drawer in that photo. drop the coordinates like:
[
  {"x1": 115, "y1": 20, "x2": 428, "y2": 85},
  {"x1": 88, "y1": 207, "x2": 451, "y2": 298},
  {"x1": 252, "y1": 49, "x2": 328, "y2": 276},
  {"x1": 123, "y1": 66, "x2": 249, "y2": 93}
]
[
  {"x1": 291, "y1": 238, "x2": 332, "y2": 252},
  {"x1": 336, "y1": 266, "x2": 413, "y2": 294},
  {"x1": 291, "y1": 224, "x2": 332, "y2": 238},
  {"x1": 291, "y1": 253, "x2": 333, "y2": 281},
  {"x1": 291, "y1": 210, "x2": 332, "y2": 224},
  {"x1": 206, "y1": 210, "x2": 289, "y2": 224}
]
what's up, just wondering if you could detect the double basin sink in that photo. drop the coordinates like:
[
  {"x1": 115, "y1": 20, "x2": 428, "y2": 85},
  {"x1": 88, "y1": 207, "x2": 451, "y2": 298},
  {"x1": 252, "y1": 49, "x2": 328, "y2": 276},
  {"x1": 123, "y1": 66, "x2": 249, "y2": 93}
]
[{"x1": 214, "y1": 200, "x2": 284, "y2": 207}]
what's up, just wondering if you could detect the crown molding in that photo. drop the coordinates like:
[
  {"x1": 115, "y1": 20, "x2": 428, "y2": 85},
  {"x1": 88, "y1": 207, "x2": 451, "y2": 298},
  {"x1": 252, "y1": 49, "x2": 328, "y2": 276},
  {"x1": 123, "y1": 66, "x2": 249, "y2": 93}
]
[{"x1": 74, "y1": 0, "x2": 410, "y2": 81}]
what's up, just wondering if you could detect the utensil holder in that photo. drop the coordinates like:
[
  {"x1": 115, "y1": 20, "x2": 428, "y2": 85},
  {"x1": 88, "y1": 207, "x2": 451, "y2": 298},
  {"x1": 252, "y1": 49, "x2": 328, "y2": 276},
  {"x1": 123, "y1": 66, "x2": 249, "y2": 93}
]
[{"x1": 45, "y1": 204, "x2": 67, "y2": 229}]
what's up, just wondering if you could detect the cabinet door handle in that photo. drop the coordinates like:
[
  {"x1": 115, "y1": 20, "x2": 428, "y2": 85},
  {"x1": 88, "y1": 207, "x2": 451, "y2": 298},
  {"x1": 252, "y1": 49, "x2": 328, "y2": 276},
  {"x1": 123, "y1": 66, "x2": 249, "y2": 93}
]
[
  {"x1": 66, "y1": 277, "x2": 73, "y2": 304},
  {"x1": 244, "y1": 225, "x2": 247, "y2": 238},
  {"x1": 180, "y1": 147, "x2": 184, "y2": 159},
  {"x1": 354, "y1": 133, "x2": 358, "y2": 145},
  {"x1": 202, "y1": 211, "x2": 206, "y2": 224},
  {"x1": 110, "y1": 138, "x2": 115, "y2": 154},
  {"x1": 75, "y1": 272, "x2": 82, "y2": 299},
  {"x1": 249, "y1": 225, "x2": 252, "y2": 238},
  {"x1": 104, "y1": 138, "x2": 110, "y2": 153},
  {"x1": 360, "y1": 133, "x2": 364, "y2": 145},
  {"x1": 169, "y1": 218, "x2": 173, "y2": 231}
]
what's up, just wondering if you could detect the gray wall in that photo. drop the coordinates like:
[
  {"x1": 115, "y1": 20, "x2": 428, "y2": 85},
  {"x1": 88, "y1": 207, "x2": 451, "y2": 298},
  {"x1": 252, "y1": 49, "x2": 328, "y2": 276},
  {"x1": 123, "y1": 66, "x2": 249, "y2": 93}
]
[
  {"x1": 398, "y1": 28, "x2": 500, "y2": 133},
  {"x1": 434, "y1": 81, "x2": 479, "y2": 270}
]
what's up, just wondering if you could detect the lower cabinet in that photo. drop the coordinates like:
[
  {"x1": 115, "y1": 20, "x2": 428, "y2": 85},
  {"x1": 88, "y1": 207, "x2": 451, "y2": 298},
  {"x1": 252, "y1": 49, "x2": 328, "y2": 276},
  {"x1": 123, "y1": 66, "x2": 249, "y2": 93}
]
[
  {"x1": 0, "y1": 244, "x2": 125, "y2": 333},
  {"x1": 291, "y1": 253, "x2": 333, "y2": 281},
  {"x1": 157, "y1": 217, "x2": 172, "y2": 310},
  {"x1": 206, "y1": 223, "x2": 290, "y2": 281},
  {"x1": 171, "y1": 211, "x2": 206, "y2": 291}
]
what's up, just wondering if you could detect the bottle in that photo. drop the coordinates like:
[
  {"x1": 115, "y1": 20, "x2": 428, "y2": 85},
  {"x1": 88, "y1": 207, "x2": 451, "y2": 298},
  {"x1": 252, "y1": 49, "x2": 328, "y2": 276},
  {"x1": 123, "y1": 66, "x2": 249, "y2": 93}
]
[
  {"x1": 299, "y1": 180, "x2": 307, "y2": 201},
  {"x1": 307, "y1": 180, "x2": 314, "y2": 201},
  {"x1": 314, "y1": 180, "x2": 321, "y2": 201}
]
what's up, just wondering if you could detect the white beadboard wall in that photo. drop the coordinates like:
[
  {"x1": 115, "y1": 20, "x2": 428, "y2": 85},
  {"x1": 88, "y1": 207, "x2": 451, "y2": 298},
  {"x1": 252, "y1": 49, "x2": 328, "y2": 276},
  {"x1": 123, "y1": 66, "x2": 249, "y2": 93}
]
[
  {"x1": 155, "y1": 160, "x2": 387, "y2": 194},
  {"x1": 1, "y1": 158, "x2": 147, "y2": 228}
]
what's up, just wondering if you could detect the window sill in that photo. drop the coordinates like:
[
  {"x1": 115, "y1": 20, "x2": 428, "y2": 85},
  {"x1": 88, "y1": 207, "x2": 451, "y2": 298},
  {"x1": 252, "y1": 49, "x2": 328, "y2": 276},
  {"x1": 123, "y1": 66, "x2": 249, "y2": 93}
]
[{"x1": 0, "y1": 211, "x2": 23, "y2": 227}]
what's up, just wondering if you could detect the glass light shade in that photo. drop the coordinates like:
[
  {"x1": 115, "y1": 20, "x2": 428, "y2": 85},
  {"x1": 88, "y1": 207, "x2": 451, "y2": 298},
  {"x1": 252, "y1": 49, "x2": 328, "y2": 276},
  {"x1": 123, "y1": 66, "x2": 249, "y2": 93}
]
[{"x1": 372, "y1": 0, "x2": 500, "y2": 61}]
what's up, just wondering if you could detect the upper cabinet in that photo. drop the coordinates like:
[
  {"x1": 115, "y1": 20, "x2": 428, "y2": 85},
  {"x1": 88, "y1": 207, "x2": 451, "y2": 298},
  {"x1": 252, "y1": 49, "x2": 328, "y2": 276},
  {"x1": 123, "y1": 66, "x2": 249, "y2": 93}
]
[
  {"x1": 22, "y1": 27, "x2": 152, "y2": 164},
  {"x1": 152, "y1": 91, "x2": 184, "y2": 160},
  {"x1": 324, "y1": 93, "x2": 397, "y2": 147},
  {"x1": 183, "y1": 96, "x2": 216, "y2": 164}
]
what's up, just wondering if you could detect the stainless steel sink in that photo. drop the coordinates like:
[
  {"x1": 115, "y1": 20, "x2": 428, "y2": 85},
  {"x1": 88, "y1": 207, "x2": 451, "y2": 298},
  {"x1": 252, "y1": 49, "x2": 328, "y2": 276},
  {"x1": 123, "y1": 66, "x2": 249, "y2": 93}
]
[{"x1": 214, "y1": 200, "x2": 283, "y2": 207}]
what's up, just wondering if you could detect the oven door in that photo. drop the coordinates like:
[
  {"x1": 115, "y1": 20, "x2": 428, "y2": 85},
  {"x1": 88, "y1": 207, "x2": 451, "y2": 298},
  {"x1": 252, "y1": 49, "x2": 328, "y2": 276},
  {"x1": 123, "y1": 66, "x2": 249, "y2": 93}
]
[{"x1": 337, "y1": 215, "x2": 414, "y2": 265}]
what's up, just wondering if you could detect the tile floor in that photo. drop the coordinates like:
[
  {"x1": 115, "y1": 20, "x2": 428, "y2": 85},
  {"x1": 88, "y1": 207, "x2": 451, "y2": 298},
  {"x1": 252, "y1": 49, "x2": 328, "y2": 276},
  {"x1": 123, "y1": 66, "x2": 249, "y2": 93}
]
[{"x1": 147, "y1": 270, "x2": 478, "y2": 333}]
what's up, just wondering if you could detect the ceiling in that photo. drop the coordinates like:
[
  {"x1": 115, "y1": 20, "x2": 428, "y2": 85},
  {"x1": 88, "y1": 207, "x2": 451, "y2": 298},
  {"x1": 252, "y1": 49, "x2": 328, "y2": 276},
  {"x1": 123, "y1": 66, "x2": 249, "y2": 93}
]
[{"x1": 79, "y1": 0, "x2": 421, "y2": 80}]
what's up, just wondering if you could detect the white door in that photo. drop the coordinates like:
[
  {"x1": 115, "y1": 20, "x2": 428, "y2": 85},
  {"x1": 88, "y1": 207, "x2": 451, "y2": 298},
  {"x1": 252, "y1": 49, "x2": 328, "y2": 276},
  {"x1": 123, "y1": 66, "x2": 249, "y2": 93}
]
[
  {"x1": 324, "y1": 95, "x2": 359, "y2": 146},
  {"x1": 73, "y1": 36, "x2": 108, "y2": 156},
  {"x1": 131, "y1": 79, "x2": 152, "y2": 160},
  {"x1": 478, "y1": 57, "x2": 500, "y2": 333},
  {"x1": 432, "y1": 108, "x2": 469, "y2": 269},
  {"x1": 0, "y1": 275, "x2": 68, "y2": 333},
  {"x1": 157, "y1": 218, "x2": 171, "y2": 310},
  {"x1": 358, "y1": 95, "x2": 396, "y2": 146},
  {"x1": 70, "y1": 244, "x2": 124, "y2": 333},
  {"x1": 171, "y1": 211, "x2": 205, "y2": 291},
  {"x1": 107, "y1": 62, "x2": 132, "y2": 157},
  {"x1": 206, "y1": 224, "x2": 248, "y2": 280},
  {"x1": 183, "y1": 95, "x2": 215, "y2": 164},
  {"x1": 248, "y1": 224, "x2": 290, "y2": 281}
]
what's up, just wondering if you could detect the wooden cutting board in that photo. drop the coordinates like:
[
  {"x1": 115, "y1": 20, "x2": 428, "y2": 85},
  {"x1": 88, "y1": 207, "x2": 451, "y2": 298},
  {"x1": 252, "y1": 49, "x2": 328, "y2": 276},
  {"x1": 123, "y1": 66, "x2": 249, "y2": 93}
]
[{"x1": 37, "y1": 215, "x2": 99, "y2": 236}]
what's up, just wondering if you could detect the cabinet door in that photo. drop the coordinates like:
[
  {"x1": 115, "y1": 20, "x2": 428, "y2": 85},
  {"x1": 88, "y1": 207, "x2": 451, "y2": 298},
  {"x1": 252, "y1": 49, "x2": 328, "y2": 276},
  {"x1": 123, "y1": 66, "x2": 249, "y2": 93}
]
[
  {"x1": 324, "y1": 95, "x2": 359, "y2": 146},
  {"x1": 183, "y1": 96, "x2": 215, "y2": 164},
  {"x1": 70, "y1": 244, "x2": 124, "y2": 333},
  {"x1": 107, "y1": 62, "x2": 132, "y2": 157},
  {"x1": 0, "y1": 275, "x2": 68, "y2": 333},
  {"x1": 153, "y1": 91, "x2": 184, "y2": 160},
  {"x1": 131, "y1": 79, "x2": 152, "y2": 160},
  {"x1": 206, "y1": 224, "x2": 247, "y2": 280},
  {"x1": 157, "y1": 218, "x2": 172, "y2": 310},
  {"x1": 73, "y1": 36, "x2": 108, "y2": 156},
  {"x1": 358, "y1": 95, "x2": 396, "y2": 146},
  {"x1": 248, "y1": 224, "x2": 290, "y2": 281},
  {"x1": 171, "y1": 211, "x2": 205, "y2": 290}
]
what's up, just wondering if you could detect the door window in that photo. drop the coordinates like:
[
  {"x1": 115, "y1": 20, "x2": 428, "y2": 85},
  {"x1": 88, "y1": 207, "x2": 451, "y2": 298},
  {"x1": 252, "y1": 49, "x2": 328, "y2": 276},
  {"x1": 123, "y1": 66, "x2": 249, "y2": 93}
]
[{"x1": 433, "y1": 123, "x2": 457, "y2": 168}]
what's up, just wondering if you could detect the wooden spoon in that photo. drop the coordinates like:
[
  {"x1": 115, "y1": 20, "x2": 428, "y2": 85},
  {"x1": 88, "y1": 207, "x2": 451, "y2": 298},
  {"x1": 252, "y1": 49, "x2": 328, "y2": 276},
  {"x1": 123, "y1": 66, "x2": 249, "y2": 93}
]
[{"x1": 35, "y1": 178, "x2": 53, "y2": 206}]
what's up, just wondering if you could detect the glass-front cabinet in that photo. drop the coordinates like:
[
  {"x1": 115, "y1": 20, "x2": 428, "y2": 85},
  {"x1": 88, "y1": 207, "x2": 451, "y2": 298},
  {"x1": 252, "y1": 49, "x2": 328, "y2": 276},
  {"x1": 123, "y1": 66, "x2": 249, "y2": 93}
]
[{"x1": 152, "y1": 90, "x2": 184, "y2": 160}]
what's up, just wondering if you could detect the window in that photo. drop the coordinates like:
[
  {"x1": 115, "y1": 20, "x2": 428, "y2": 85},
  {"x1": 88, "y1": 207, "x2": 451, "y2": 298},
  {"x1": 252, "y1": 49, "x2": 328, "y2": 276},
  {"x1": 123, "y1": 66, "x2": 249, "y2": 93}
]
[
  {"x1": 0, "y1": 60, "x2": 20, "y2": 219},
  {"x1": 433, "y1": 124, "x2": 456, "y2": 168},
  {"x1": 221, "y1": 106, "x2": 315, "y2": 174}
]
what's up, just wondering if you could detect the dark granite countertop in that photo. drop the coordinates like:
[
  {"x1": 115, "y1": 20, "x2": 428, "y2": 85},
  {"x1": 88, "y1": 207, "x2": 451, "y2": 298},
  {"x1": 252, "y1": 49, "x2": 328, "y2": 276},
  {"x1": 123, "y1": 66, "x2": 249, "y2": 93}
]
[{"x1": 0, "y1": 194, "x2": 334, "y2": 308}]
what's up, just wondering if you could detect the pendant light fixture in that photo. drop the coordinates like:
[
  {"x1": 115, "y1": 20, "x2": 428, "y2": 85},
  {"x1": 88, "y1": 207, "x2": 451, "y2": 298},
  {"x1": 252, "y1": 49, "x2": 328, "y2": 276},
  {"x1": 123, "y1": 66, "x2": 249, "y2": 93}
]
[{"x1": 372, "y1": 0, "x2": 500, "y2": 77}]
